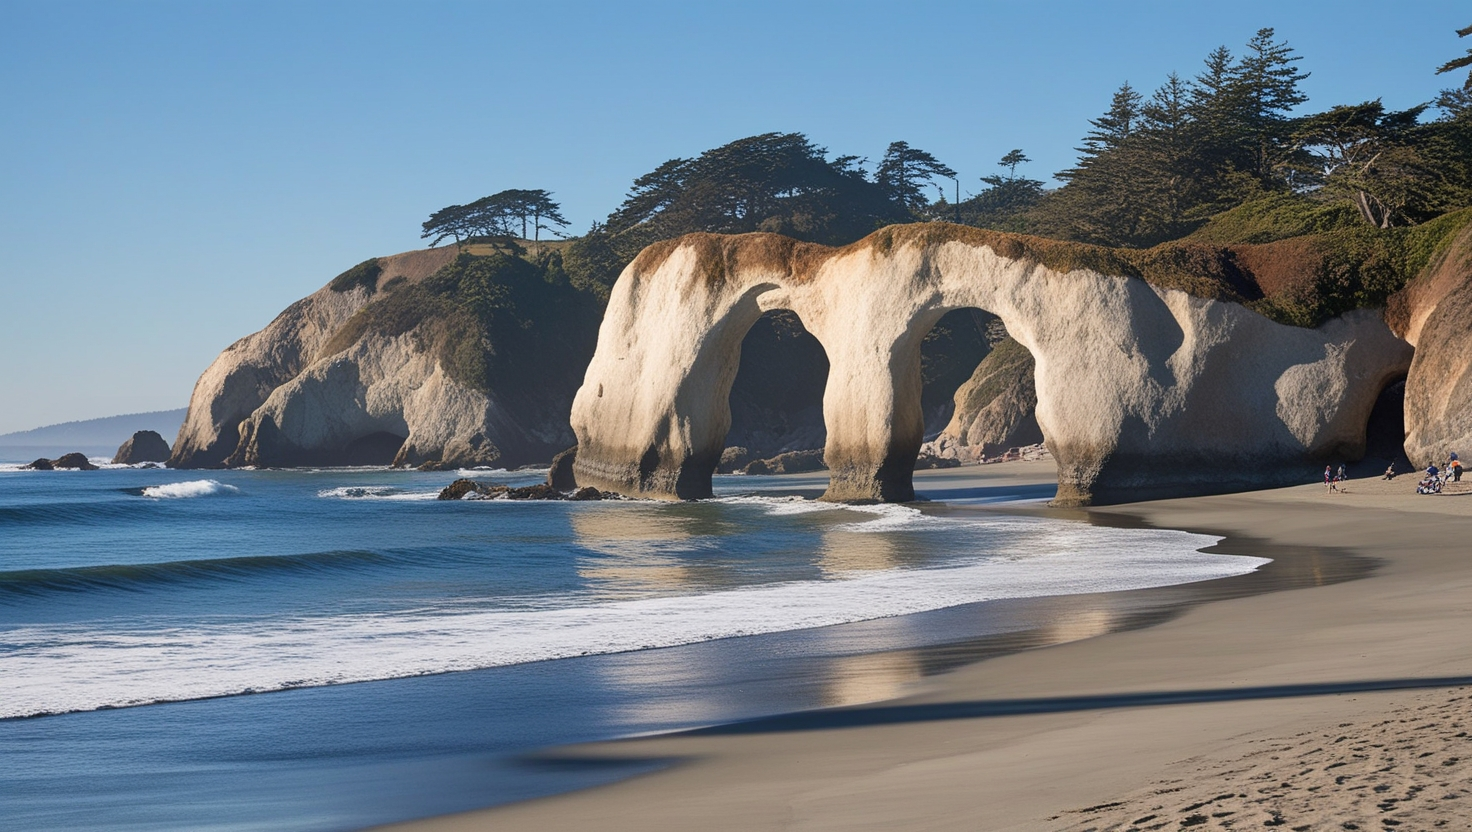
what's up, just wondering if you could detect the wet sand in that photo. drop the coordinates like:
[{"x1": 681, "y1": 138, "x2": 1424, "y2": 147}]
[{"x1": 385, "y1": 463, "x2": 1472, "y2": 831}]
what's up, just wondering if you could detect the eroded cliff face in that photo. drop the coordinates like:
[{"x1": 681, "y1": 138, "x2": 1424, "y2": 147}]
[
  {"x1": 569, "y1": 226, "x2": 1414, "y2": 504},
  {"x1": 1388, "y1": 224, "x2": 1472, "y2": 466},
  {"x1": 171, "y1": 247, "x2": 595, "y2": 469},
  {"x1": 171, "y1": 248, "x2": 457, "y2": 468}
]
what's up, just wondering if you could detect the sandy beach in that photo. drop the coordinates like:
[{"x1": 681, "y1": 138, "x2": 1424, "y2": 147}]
[{"x1": 380, "y1": 462, "x2": 1472, "y2": 831}]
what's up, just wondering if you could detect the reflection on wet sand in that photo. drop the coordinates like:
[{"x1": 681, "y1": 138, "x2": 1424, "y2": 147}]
[
  {"x1": 820, "y1": 651, "x2": 923, "y2": 708},
  {"x1": 1037, "y1": 606, "x2": 1120, "y2": 645}
]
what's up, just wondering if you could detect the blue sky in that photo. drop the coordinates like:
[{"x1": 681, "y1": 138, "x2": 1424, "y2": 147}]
[{"x1": 1, "y1": 0, "x2": 1467, "y2": 433}]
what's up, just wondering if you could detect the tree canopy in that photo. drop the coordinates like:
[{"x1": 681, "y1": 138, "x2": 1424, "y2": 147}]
[
  {"x1": 876, "y1": 141, "x2": 957, "y2": 212},
  {"x1": 422, "y1": 189, "x2": 568, "y2": 249},
  {"x1": 563, "y1": 132, "x2": 912, "y2": 296}
]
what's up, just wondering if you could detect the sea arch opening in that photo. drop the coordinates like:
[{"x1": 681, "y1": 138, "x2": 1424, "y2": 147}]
[
  {"x1": 916, "y1": 308, "x2": 1044, "y2": 467},
  {"x1": 719, "y1": 309, "x2": 831, "y2": 477}
]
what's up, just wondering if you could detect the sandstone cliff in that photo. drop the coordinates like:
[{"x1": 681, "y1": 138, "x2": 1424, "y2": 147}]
[
  {"x1": 569, "y1": 226, "x2": 1414, "y2": 504},
  {"x1": 1387, "y1": 222, "x2": 1472, "y2": 466},
  {"x1": 171, "y1": 247, "x2": 600, "y2": 469}
]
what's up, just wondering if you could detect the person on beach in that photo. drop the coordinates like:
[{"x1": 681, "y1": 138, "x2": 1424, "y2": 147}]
[
  {"x1": 1383, "y1": 463, "x2": 1397, "y2": 480},
  {"x1": 1325, "y1": 465, "x2": 1334, "y2": 491},
  {"x1": 1453, "y1": 457, "x2": 1463, "y2": 482},
  {"x1": 1336, "y1": 463, "x2": 1346, "y2": 485}
]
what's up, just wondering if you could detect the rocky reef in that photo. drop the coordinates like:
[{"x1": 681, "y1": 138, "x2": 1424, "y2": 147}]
[
  {"x1": 24, "y1": 453, "x2": 98, "y2": 471},
  {"x1": 568, "y1": 225, "x2": 1419, "y2": 505}
]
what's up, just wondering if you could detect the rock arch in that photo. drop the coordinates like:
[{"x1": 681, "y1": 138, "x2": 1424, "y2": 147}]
[{"x1": 570, "y1": 226, "x2": 1413, "y2": 505}]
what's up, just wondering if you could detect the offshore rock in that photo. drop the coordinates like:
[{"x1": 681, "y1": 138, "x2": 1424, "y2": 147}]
[
  {"x1": 437, "y1": 479, "x2": 506, "y2": 500},
  {"x1": 570, "y1": 227, "x2": 1413, "y2": 505},
  {"x1": 113, "y1": 430, "x2": 171, "y2": 465},
  {"x1": 547, "y1": 446, "x2": 578, "y2": 490},
  {"x1": 49, "y1": 453, "x2": 98, "y2": 470}
]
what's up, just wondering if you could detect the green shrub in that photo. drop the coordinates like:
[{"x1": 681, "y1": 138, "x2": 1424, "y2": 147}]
[{"x1": 328, "y1": 259, "x2": 384, "y2": 294}]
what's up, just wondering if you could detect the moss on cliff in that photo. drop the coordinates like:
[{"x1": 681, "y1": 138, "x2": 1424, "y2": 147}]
[
  {"x1": 328, "y1": 258, "x2": 384, "y2": 294},
  {"x1": 868, "y1": 208, "x2": 1472, "y2": 328},
  {"x1": 321, "y1": 251, "x2": 602, "y2": 399}
]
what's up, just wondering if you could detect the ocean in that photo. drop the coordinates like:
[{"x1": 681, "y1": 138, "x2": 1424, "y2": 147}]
[{"x1": 0, "y1": 461, "x2": 1273, "y2": 831}]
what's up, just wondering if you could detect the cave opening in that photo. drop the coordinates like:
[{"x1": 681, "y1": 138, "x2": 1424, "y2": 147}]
[
  {"x1": 339, "y1": 431, "x2": 407, "y2": 466},
  {"x1": 721, "y1": 309, "x2": 830, "y2": 476},
  {"x1": 916, "y1": 308, "x2": 1042, "y2": 466},
  {"x1": 1362, "y1": 376, "x2": 1409, "y2": 466}
]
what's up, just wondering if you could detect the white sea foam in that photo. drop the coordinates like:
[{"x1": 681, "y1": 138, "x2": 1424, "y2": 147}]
[
  {"x1": 315, "y1": 485, "x2": 439, "y2": 501},
  {"x1": 0, "y1": 523, "x2": 1267, "y2": 719},
  {"x1": 708, "y1": 495, "x2": 945, "y2": 531},
  {"x1": 454, "y1": 467, "x2": 515, "y2": 477},
  {"x1": 140, "y1": 480, "x2": 240, "y2": 499}
]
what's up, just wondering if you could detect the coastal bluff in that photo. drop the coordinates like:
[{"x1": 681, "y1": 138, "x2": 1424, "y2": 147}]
[
  {"x1": 170, "y1": 246, "x2": 597, "y2": 470},
  {"x1": 569, "y1": 226, "x2": 1415, "y2": 505}
]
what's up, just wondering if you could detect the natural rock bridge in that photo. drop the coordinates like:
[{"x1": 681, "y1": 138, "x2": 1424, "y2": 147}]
[{"x1": 568, "y1": 225, "x2": 1413, "y2": 505}]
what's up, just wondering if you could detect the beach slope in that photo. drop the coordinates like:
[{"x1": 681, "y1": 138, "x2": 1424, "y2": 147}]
[{"x1": 386, "y1": 469, "x2": 1472, "y2": 831}]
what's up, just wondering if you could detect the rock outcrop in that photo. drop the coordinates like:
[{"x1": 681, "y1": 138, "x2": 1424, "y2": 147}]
[
  {"x1": 923, "y1": 336, "x2": 1042, "y2": 463},
  {"x1": 740, "y1": 449, "x2": 826, "y2": 476},
  {"x1": 25, "y1": 453, "x2": 99, "y2": 471},
  {"x1": 171, "y1": 247, "x2": 599, "y2": 470},
  {"x1": 1387, "y1": 223, "x2": 1472, "y2": 466},
  {"x1": 113, "y1": 430, "x2": 171, "y2": 464},
  {"x1": 171, "y1": 248, "x2": 457, "y2": 468},
  {"x1": 570, "y1": 226, "x2": 1414, "y2": 505}
]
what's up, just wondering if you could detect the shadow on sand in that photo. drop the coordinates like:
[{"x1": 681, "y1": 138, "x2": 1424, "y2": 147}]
[{"x1": 690, "y1": 676, "x2": 1472, "y2": 736}]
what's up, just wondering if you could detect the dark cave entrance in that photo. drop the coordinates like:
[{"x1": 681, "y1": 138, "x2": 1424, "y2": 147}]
[
  {"x1": 340, "y1": 431, "x2": 407, "y2": 466},
  {"x1": 722, "y1": 310, "x2": 830, "y2": 475},
  {"x1": 1362, "y1": 376, "x2": 1409, "y2": 465}
]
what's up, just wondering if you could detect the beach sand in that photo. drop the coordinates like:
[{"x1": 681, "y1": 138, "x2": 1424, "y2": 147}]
[{"x1": 385, "y1": 463, "x2": 1472, "y2": 831}]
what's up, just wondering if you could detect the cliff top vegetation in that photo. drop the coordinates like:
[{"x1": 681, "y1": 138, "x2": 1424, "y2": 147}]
[{"x1": 380, "y1": 23, "x2": 1469, "y2": 330}]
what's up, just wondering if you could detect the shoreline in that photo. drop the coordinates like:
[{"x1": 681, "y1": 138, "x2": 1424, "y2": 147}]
[{"x1": 383, "y1": 465, "x2": 1472, "y2": 831}]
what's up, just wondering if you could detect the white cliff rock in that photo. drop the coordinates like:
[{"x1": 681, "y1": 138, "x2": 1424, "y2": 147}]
[
  {"x1": 170, "y1": 246, "x2": 585, "y2": 469},
  {"x1": 569, "y1": 227, "x2": 1414, "y2": 504},
  {"x1": 171, "y1": 248, "x2": 456, "y2": 467},
  {"x1": 1388, "y1": 223, "x2": 1472, "y2": 466}
]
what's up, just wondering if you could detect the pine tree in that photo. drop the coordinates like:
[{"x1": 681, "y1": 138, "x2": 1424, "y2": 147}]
[
  {"x1": 1060, "y1": 83, "x2": 1142, "y2": 182},
  {"x1": 876, "y1": 141, "x2": 957, "y2": 213},
  {"x1": 1235, "y1": 27, "x2": 1310, "y2": 183}
]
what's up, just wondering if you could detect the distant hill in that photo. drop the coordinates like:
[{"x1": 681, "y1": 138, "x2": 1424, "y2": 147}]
[{"x1": 0, "y1": 408, "x2": 187, "y2": 462}]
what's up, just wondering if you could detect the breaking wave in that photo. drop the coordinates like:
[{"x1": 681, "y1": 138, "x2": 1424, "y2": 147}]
[{"x1": 140, "y1": 480, "x2": 239, "y2": 499}]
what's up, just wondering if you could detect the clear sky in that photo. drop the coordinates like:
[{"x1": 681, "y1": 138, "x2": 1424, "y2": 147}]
[{"x1": 1, "y1": 0, "x2": 1467, "y2": 434}]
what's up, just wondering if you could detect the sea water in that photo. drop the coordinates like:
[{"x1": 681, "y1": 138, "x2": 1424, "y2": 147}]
[{"x1": 0, "y1": 462, "x2": 1266, "y2": 830}]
